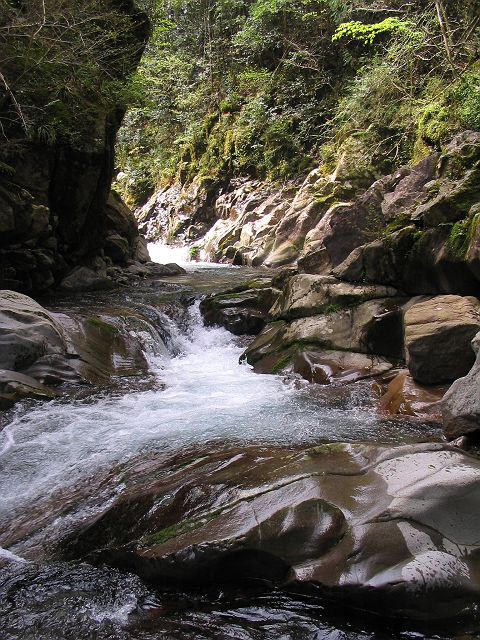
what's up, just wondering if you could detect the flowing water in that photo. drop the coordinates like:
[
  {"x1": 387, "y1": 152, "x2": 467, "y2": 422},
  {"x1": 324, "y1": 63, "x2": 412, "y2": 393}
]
[{"x1": 0, "y1": 253, "x2": 469, "y2": 639}]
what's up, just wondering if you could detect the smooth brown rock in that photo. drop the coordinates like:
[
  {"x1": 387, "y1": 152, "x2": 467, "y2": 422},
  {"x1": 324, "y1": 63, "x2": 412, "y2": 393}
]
[
  {"x1": 404, "y1": 295, "x2": 480, "y2": 384},
  {"x1": 291, "y1": 349, "x2": 392, "y2": 384},
  {"x1": 64, "y1": 442, "x2": 480, "y2": 621}
]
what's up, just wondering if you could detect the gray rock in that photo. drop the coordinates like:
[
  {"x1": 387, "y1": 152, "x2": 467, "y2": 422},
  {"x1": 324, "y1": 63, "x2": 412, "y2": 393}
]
[
  {"x1": 443, "y1": 331, "x2": 480, "y2": 439},
  {"x1": 0, "y1": 369, "x2": 60, "y2": 407},
  {"x1": 60, "y1": 267, "x2": 115, "y2": 292},
  {"x1": 0, "y1": 290, "x2": 66, "y2": 370},
  {"x1": 271, "y1": 274, "x2": 398, "y2": 320}
]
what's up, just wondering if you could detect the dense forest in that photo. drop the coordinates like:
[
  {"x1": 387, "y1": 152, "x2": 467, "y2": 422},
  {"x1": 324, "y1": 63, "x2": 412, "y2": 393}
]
[{"x1": 115, "y1": 0, "x2": 480, "y2": 205}]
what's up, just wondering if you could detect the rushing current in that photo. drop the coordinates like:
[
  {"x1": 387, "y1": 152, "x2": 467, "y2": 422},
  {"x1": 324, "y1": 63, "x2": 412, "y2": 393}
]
[{"x1": 0, "y1": 248, "x2": 463, "y2": 640}]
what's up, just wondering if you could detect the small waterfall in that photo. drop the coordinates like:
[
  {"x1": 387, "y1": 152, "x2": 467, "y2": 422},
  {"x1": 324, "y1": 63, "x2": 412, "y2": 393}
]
[{"x1": 147, "y1": 242, "x2": 191, "y2": 266}]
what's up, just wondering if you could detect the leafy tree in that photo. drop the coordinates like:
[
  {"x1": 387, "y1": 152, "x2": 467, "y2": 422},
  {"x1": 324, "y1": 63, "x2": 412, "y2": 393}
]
[{"x1": 0, "y1": 0, "x2": 150, "y2": 144}]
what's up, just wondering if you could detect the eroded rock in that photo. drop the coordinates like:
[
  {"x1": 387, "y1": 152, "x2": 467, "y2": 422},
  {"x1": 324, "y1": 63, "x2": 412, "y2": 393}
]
[{"x1": 64, "y1": 442, "x2": 480, "y2": 621}]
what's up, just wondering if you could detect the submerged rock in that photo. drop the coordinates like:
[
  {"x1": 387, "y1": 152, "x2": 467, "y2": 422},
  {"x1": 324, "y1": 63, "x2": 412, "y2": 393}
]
[{"x1": 64, "y1": 442, "x2": 480, "y2": 621}]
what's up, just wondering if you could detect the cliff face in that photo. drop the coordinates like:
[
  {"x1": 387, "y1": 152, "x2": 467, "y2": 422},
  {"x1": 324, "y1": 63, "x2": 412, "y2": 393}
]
[
  {"x1": 139, "y1": 131, "x2": 480, "y2": 296},
  {"x1": 0, "y1": 1, "x2": 149, "y2": 293}
]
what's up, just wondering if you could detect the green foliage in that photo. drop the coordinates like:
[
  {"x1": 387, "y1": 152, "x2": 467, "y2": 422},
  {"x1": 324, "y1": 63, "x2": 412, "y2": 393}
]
[
  {"x1": 0, "y1": 0, "x2": 150, "y2": 146},
  {"x1": 116, "y1": 0, "x2": 480, "y2": 205},
  {"x1": 452, "y1": 71, "x2": 480, "y2": 131},
  {"x1": 332, "y1": 18, "x2": 414, "y2": 46},
  {"x1": 188, "y1": 245, "x2": 201, "y2": 260}
]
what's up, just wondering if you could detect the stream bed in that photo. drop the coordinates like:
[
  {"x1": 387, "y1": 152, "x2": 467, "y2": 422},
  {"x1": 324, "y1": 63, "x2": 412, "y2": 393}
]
[{"x1": 0, "y1": 257, "x2": 475, "y2": 639}]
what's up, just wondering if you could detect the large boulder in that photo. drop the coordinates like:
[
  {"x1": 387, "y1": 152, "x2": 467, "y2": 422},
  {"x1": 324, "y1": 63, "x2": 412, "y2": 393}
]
[
  {"x1": 64, "y1": 442, "x2": 480, "y2": 621},
  {"x1": 200, "y1": 281, "x2": 279, "y2": 336},
  {"x1": 442, "y1": 331, "x2": 480, "y2": 440},
  {"x1": 270, "y1": 274, "x2": 398, "y2": 320},
  {"x1": 60, "y1": 266, "x2": 115, "y2": 292},
  {"x1": 284, "y1": 348, "x2": 392, "y2": 384},
  {"x1": 404, "y1": 295, "x2": 480, "y2": 384},
  {"x1": 246, "y1": 296, "x2": 406, "y2": 365}
]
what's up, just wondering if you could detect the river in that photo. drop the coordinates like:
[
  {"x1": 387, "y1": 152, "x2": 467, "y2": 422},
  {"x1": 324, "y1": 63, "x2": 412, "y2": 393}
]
[{"x1": 0, "y1": 249, "x2": 473, "y2": 639}]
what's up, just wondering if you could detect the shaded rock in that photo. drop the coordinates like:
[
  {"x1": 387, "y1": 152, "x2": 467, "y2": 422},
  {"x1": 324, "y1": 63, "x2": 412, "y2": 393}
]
[
  {"x1": 241, "y1": 321, "x2": 287, "y2": 366},
  {"x1": 378, "y1": 370, "x2": 447, "y2": 420},
  {"x1": 0, "y1": 0, "x2": 149, "y2": 295},
  {"x1": 60, "y1": 267, "x2": 115, "y2": 292},
  {"x1": 201, "y1": 284, "x2": 279, "y2": 336},
  {"x1": 0, "y1": 369, "x2": 60, "y2": 407},
  {"x1": 404, "y1": 295, "x2": 480, "y2": 384},
  {"x1": 146, "y1": 262, "x2": 187, "y2": 276},
  {"x1": 281, "y1": 298, "x2": 405, "y2": 357},
  {"x1": 442, "y1": 331, "x2": 480, "y2": 440},
  {"x1": 104, "y1": 233, "x2": 131, "y2": 265},
  {"x1": 133, "y1": 236, "x2": 151, "y2": 263},
  {"x1": 0, "y1": 290, "x2": 66, "y2": 370},
  {"x1": 64, "y1": 442, "x2": 480, "y2": 621}
]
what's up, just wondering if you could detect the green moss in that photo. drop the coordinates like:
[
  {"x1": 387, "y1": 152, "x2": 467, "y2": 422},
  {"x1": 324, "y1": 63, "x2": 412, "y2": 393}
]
[
  {"x1": 323, "y1": 303, "x2": 342, "y2": 314},
  {"x1": 451, "y1": 70, "x2": 480, "y2": 131},
  {"x1": 141, "y1": 519, "x2": 199, "y2": 546},
  {"x1": 88, "y1": 318, "x2": 118, "y2": 336},
  {"x1": 272, "y1": 354, "x2": 293, "y2": 373},
  {"x1": 384, "y1": 213, "x2": 412, "y2": 235},
  {"x1": 446, "y1": 213, "x2": 479, "y2": 259},
  {"x1": 140, "y1": 510, "x2": 222, "y2": 547},
  {"x1": 417, "y1": 102, "x2": 452, "y2": 147}
]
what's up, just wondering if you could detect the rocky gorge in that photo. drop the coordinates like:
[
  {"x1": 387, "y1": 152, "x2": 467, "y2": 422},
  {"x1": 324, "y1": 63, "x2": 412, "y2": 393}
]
[
  {"x1": 1, "y1": 1, "x2": 480, "y2": 637},
  {"x1": 1, "y1": 132, "x2": 480, "y2": 638},
  {"x1": 140, "y1": 130, "x2": 480, "y2": 440}
]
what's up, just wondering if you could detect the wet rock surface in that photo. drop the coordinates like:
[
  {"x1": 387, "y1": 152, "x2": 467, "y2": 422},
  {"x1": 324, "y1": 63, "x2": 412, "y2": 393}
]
[
  {"x1": 200, "y1": 277, "x2": 279, "y2": 335},
  {"x1": 378, "y1": 370, "x2": 447, "y2": 420},
  {"x1": 0, "y1": 281, "x2": 179, "y2": 404},
  {"x1": 64, "y1": 441, "x2": 480, "y2": 621}
]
